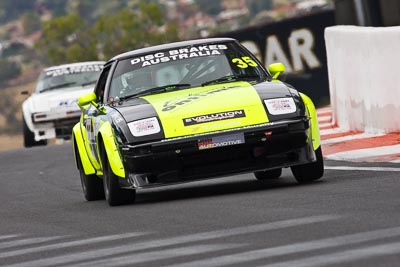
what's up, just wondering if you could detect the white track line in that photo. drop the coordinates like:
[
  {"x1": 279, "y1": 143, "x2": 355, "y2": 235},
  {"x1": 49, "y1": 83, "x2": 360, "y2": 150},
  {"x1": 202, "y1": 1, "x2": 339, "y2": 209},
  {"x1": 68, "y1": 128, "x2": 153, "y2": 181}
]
[
  {"x1": 0, "y1": 234, "x2": 19, "y2": 241},
  {"x1": 325, "y1": 166, "x2": 400, "y2": 172},
  {"x1": 69, "y1": 244, "x2": 243, "y2": 267},
  {"x1": 325, "y1": 144, "x2": 400, "y2": 161},
  {"x1": 318, "y1": 122, "x2": 333, "y2": 128},
  {"x1": 0, "y1": 237, "x2": 63, "y2": 250},
  {"x1": 316, "y1": 108, "x2": 331, "y2": 114},
  {"x1": 321, "y1": 132, "x2": 385, "y2": 145},
  {"x1": 318, "y1": 117, "x2": 332, "y2": 124},
  {"x1": 2, "y1": 216, "x2": 337, "y2": 267},
  {"x1": 320, "y1": 128, "x2": 345, "y2": 136},
  {"x1": 163, "y1": 226, "x2": 400, "y2": 267},
  {"x1": 0, "y1": 232, "x2": 147, "y2": 258},
  {"x1": 259, "y1": 241, "x2": 400, "y2": 267}
]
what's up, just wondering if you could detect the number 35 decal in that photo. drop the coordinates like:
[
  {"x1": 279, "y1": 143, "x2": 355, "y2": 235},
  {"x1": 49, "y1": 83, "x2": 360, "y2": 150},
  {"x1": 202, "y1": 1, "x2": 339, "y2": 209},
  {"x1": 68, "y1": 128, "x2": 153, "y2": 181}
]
[{"x1": 232, "y1": 56, "x2": 258, "y2": 68}]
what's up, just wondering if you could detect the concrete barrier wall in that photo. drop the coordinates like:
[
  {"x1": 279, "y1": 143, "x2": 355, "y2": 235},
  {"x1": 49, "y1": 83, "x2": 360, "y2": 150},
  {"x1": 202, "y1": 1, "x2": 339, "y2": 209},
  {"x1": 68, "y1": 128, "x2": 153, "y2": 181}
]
[{"x1": 325, "y1": 26, "x2": 400, "y2": 134}]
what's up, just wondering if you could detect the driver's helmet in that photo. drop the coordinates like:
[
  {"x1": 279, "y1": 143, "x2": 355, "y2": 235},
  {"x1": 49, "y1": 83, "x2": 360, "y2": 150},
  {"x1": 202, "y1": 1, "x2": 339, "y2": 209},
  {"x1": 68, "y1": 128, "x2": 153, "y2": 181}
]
[{"x1": 121, "y1": 70, "x2": 154, "y2": 92}]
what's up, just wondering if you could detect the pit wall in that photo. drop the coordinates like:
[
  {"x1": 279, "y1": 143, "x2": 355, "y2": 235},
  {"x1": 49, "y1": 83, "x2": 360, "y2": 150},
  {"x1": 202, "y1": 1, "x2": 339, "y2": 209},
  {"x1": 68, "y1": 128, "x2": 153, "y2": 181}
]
[{"x1": 325, "y1": 26, "x2": 400, "y2": 134}]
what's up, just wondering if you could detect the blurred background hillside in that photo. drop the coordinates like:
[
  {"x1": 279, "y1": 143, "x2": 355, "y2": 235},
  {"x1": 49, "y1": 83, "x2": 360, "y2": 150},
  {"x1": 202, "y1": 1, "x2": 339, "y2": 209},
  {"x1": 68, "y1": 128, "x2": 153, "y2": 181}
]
[{"x1": 0, "y1": 0, "x2": 333, "y2": 150}]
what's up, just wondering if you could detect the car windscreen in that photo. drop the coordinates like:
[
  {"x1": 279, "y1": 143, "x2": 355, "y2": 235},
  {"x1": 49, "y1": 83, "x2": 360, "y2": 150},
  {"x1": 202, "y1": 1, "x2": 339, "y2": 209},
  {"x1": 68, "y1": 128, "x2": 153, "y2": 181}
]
[
  {"x1": 108, "y1": 42, "x2": 269, "y2": 100},
  {"x1": 35, "y1": 64, "x2": 104, "y2": 93}
]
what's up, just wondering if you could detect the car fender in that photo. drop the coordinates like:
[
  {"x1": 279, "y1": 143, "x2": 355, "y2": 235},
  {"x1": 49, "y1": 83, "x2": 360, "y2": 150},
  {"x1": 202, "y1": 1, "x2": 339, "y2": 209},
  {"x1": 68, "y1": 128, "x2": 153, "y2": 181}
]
[
  {"x1": 299, "y1": 92, "x2": 320, "y2": 151},
  {"x1": 22, "y1": 100, "x2": 35, "y2": 133},
  {"x1": 72, "y1": 122, "x2": 96, "y2": 175},
  {"x1": 97, "y1": 122, "x2": 125, "y2": 179}
]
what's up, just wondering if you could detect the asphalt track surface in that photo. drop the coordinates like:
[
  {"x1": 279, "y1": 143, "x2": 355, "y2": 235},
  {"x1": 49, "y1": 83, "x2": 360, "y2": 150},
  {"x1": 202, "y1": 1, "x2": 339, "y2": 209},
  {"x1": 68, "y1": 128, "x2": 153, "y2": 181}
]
[{"x1": 0, "y1": 144, "x2": 400, "y2": 267}]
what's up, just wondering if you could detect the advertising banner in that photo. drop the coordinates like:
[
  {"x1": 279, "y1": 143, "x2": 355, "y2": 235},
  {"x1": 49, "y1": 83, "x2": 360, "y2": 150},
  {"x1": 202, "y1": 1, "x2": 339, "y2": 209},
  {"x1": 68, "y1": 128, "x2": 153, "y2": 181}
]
[{"x1": 216, "y1": 10, "x2": 335, "y2": 106}]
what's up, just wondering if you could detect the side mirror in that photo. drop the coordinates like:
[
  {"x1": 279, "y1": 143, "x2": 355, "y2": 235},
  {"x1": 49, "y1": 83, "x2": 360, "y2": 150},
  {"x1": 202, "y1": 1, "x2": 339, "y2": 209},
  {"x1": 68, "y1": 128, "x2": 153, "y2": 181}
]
[
  {"x1": 268, "y1": 63, "x2": 285, "y2": 79},
  {"x1": 78, "y1": 92, "x2": 96, "y2": 107},
  {"x1": 78, "y1": 92, "x2": 106, "y2": 113}
]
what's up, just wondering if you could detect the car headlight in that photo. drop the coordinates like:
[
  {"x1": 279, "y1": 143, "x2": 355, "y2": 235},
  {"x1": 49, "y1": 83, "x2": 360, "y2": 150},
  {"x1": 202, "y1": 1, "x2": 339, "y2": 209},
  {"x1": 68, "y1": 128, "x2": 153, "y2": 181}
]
[
  {"x1": 128, "y1": 117, "x2": 161, "y2": 137},
  {"x1": 32, "y1": 112, "x2": 48, "y2": 122},
  {"x1": 264, "y1": 97, "x2": 297, "y2": 115}
]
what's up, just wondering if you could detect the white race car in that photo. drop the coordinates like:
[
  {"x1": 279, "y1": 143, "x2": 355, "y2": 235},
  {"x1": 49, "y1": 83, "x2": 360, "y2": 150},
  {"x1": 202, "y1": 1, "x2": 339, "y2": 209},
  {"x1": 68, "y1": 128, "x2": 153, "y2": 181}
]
[{"x1": 22, "y1": 61, "x2": 105, "y2": 147}]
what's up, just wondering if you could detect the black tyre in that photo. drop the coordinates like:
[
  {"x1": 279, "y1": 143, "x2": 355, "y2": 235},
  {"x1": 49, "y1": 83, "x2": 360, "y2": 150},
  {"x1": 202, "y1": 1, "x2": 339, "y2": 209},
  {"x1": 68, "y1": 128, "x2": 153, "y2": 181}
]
[
  {"x1": 291, "y1": 147, "x2": 324, "y2": 183},
  {"x1": 254, "y1": 168, "x2": 282, "y2": 180},
  {"x1": 102, "y1": 147, "x2": 135, "y2": 206},
  {"x1": 76, "y1": 146, "x2": 104, "y2": 201},
  {"x1": 23, "y1": 116, "x2": 47, "y2": 147}
]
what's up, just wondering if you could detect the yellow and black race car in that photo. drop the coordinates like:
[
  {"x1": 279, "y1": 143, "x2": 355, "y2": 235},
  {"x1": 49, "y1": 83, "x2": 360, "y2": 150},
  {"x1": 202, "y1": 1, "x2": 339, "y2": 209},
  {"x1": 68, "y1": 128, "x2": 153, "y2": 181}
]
[{"x1": 72, "y1": 38, "x2": 323, "y2": 206}]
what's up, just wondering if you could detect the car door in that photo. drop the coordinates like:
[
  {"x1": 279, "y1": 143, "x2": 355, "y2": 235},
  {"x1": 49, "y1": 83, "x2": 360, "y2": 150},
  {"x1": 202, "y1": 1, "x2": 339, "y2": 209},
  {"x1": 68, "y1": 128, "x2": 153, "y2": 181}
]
[{"x1": 83, "y1": 65, "x2": 112, "y2": 164}]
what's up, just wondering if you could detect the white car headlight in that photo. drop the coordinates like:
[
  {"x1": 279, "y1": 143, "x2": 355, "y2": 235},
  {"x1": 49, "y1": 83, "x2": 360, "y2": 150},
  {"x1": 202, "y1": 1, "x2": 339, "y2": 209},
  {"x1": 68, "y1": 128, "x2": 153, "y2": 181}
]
[
  {"x1": 264, "y1": 97, "x2": 297, "y2": 115},
  {"x1": 128, "y1": 117, "x2": 161, "y2": 137}
]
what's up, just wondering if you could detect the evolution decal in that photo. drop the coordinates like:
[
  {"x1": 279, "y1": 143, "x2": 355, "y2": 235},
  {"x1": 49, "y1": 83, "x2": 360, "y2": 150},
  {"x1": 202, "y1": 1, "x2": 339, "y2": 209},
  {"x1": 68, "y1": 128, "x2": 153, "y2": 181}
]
[{"x1": 183, "y1": 110, "x2": 246, "y2": 126}]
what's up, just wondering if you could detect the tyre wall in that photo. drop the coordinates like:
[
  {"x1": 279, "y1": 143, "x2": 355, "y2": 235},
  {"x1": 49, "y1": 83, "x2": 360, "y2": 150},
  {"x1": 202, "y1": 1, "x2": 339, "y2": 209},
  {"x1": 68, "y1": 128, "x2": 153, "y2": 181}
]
[{"x1": 325, "y1": 26, "x2": 400, "y2": 134}]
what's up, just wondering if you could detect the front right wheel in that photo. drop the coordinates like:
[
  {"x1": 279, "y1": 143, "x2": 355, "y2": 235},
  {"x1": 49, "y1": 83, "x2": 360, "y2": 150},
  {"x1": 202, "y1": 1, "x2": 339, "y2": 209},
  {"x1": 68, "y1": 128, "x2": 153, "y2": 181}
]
[
  {"x1": 102, "y1": 148, "x2": 136, "y2": 206},
  {"x1": 291, "y1": 147, "x2": 324, "y2": 183}
]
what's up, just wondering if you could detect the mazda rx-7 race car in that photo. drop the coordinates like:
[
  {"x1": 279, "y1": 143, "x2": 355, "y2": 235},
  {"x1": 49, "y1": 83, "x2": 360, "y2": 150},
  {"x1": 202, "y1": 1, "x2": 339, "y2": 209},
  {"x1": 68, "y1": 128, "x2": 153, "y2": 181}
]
[
  {"x1": 22, "y1": 61, "x2": 105, "y2": 147},
  {"x1": 73, "y1": 38, "x2": 324, "y2": 206}
]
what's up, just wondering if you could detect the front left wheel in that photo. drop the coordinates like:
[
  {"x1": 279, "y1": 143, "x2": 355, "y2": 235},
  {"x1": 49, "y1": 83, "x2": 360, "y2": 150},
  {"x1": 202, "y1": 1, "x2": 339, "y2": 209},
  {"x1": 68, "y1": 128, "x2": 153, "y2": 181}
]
[
  {"x1": 75, "y1": 145, "x2": 104, "y2": 201},
  {"x1": 102, "y1": 148, "x2": 136, "y2": 206}
]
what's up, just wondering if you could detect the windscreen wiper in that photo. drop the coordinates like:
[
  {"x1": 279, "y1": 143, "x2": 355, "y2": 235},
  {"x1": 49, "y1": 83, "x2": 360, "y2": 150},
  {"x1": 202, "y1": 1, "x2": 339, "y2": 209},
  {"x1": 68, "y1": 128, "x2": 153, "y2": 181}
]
[
  {"x1": 121, "y1": 83, "x2": 192, "y2": 100},
  {"x1": 40, "y1": 82, "x2": 77, "y2": 93},
  {"x1": 201, "y1": 74, "x2": 260, "y2": 87}
]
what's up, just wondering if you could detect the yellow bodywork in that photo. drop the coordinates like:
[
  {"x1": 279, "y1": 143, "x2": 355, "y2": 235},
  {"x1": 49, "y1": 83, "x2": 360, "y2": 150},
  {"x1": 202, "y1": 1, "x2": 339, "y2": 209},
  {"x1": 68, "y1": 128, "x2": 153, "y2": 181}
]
[
  {"x1": 141, "y1": 81, "x2": 269, "y2": 138},
  {"x1": 97, "y1": 122, "x2": 125, "y2": 178},
  {"x1": 300, "y1": 92, "x2": 320, "y2": 151},
  {"x1": 73, "y1": 120, "x2": 125, "y2": 179},
  {"x1": 72, "y1": 123, "x2": 96, "y2": 175}
]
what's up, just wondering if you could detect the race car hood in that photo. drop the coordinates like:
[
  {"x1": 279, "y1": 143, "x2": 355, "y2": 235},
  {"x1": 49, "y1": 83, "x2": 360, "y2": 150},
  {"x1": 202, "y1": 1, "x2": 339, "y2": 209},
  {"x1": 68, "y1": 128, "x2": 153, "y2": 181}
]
[
  {"x1": 116, "y1": 81, "x2": 297, "y2": 139},
  {"x1": 24, "y1": 86, "x2": 94, "y2": 113}
]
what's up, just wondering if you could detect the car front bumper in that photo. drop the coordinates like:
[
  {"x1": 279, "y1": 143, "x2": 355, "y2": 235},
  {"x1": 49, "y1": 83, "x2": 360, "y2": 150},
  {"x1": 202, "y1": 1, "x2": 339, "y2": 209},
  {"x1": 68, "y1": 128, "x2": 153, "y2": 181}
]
[
  {"x1": 119, "y1": 118, "x2": 316, "y2": 189},
  {"x1": 32, "y1": 115, "x2": 81, "y2": 140}
]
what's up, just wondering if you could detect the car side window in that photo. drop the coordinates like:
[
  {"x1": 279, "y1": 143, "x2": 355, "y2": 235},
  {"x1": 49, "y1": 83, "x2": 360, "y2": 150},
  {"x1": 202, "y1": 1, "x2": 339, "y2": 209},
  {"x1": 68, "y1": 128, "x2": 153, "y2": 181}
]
[{"x1": 94, "y1": 66, "x2": 111, "y2": 103}]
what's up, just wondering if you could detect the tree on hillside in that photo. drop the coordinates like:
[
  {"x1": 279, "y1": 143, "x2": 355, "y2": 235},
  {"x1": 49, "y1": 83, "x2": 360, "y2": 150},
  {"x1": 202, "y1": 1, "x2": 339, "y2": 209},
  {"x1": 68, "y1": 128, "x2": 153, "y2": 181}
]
[
  {"x1": 35, "y1": 13, "x2": 97, "y2": 64},
  {"x1": 36, "y1": 1, "x2": 180, "y2": 63},
  {"x1": 93, "y1": 2, "x2": 179, "y2": 59},
  {"x1": 194, "y1": 0, "x2": 221, "y2": 16},
  {"x1": 0, "y1": 0, "x2": 35, "y2": 23},
  {"x1": 40, "y1": 0, "x2": 68, "y2": 17},
  {"x1": 0, "y1": 59, "x2": 21, "y2": 85},
  {"x1": 21, "y1": 12, "x2": 42, "y2": 35},
  {"x1": 248, "y1": 0, "x2": 273, "y2": 16},
  {"x1": 67, "y1": 0, "x2": 131, "y2": 22}
]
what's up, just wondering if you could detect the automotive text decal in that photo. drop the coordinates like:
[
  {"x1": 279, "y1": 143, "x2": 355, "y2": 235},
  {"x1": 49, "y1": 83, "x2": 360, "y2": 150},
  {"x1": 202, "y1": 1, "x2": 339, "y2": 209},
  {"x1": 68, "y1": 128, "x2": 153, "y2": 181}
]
[{"x1": 198, "y1": 133, "x2": 245, "y2": 150}]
